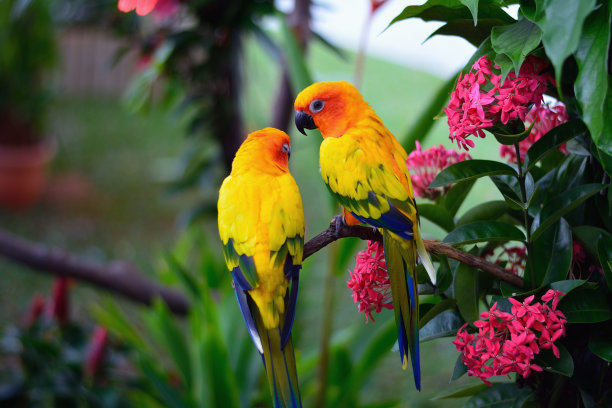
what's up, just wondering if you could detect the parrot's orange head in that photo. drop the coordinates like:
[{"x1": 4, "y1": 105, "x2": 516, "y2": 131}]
[
  {"x1": 294, "y1": 80, "x2": 367, "y2": 138},
  {"x1": 233, "y1": 127, "x2": 292, "y2": 174}
]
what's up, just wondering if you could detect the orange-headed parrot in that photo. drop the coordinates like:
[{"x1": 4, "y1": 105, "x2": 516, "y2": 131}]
[
  {"x1": 294, "y1": 81, "x2": 436, "y2": 390},
  {"x1": 218, "y1": 128, "x2": 304, "y2": 407}
]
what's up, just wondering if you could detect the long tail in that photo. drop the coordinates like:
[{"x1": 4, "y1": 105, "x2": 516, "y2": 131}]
[
  {"x1": 255, "y1": 310, "x2": 302, "y2": 408},
  {"x1": 382, "y1": 229, "x2": 421, "y2": 391}
]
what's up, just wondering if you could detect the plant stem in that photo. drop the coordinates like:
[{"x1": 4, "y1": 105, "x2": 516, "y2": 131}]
[
  {"x1": 514, "y1": 142, "x2": 535, "y2": 288},
  {"x1": 314, "y1": 242, "x2": 339, "y2": 407}
]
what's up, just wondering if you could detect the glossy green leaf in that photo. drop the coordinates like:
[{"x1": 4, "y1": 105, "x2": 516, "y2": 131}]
[
  {"x1": 572, "y1": 226, "x2": 612, "y2": 256},
  {"x1": 559, "y1": 285, "x2": 612, "y2": 323},
  {"x1": 420, "y1": 310, "x2": 464, "y2": 342},
  {"x1": 449, "y1": 353, "x2": 468, "y2": 382},
  {"x1": 455, "y1": 261, "x2": 480, "y2": 324},
  {"x1": 523, "y1": 120, "x2": 588, "y2": 172},
  {"x1": 420, "y1": 298, "x2": 457, "y2": 328},
  {"x1": 466, "y1": 383, "x2": 534, "y2": 408},
  {"x1": 530, "y1": 184, "x2": 605, "y2": 242},
  {"x1": 460, "y1": 0, "x2": 478, "y2": 24},
  {"x1": 441, "y1": 178, "x2": 476, "y2": 217},
  {"x1": 443, "y1": 221, "x2": 525, "y2": 245},
  {"x1": 540, "y1": 0, "x2": 597, "y2": 85},
  {"x1": 418, "y1": 203, "x2": 456, "y2": 232},
  {"x1": 599, "y1": 84, "x2": 612, "y2": 160},
  {"x1": 491, "y1": 120, "x2": 535, "y2": 145},
  {"x1": 430, "y1": 160, "x2": 517, "y2": 188},
  {"x1": 588, "y1": 330, "x2": 612, "y2": 362},
  {"x1": 389, "y1": 0, "x2": 514, "y2": 27},
  {"x1": 428, "y1": 18, "x2": 507, "y2": 47},
  {"x1": 490, "y1": 175, "x2": 522, "y2": 204},
  {"x1": 491, "y1": 18, "x2": 542, "y2": 75},
  {"x1": 536, "y1": 343, "x2": 574, "y2": 376},
  {"x1": 434, "y1": 383, "x2": 490, "y2": 400},
  {"x1": 531, "y1": 218, "x2": 572, "y2": 287},
  {"x1": 456, "y1": 200, "x2": 509, "y2": 226},
  {"x1": 550, "y1": 279, "x2": 586, "y2": 296},
  {"x1": 519, "y1": 0, "x2": 545, "y2": 23},
  {"x1": 493, "y1": 52, "x2": 514, "y2": 83},
  {"x1": 597, "y1": 235, "x2": 612, "y2": 291},
  {"x1": 434, "y1": 254, "x2": 453, "y2": 293},
  {"x1": 575, "y1": 3, "x2": 612, "y2": 150}
]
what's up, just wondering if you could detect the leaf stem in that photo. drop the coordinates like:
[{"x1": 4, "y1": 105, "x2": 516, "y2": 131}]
[{"x1": 514, "y1": 142, "x2": 535, "y2": 288}]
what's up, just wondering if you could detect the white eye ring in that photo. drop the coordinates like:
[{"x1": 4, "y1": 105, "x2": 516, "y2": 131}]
[
  {"x1": 281, "y1": 143, "x2": 291, "y2": 154},
  {"x1": 309, "y1": 99, "x2": 325, "y2": 113}
]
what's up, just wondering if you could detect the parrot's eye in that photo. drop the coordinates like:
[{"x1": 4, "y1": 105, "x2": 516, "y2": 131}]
[
  {"x1": 281, "y1": 143, "x2": 291, "y2": 155},
  {"x1": 309, "y1": 99, "x2": 325, "y2": 113}
]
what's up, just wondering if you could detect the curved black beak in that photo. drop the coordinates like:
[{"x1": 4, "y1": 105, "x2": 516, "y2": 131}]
[{"x1": 294, "y1": 110, "x2": 317, "y2": 135}]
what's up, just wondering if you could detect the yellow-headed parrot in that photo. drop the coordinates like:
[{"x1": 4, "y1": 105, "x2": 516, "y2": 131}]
[
  {"x1": 217, "y1": 127, "x2": 304, "y2": 407},
  {"x1": 294, "y1": 81, "x2": 436, "y2": 390}
]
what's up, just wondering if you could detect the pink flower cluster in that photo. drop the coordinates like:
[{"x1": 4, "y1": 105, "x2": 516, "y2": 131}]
[
  {"x1": 453, "y1": 290, "x2": 566, "y2": 385},
  {"x1": 445, "y1": 55, "x2": 553, "y2": 151},
  {"x1": 406, "y1": 141, "x2": 471, "y2": 200},
  {"x1": 482, "y1": 245, "x2": 526, "y2": 276},
  {"x1": 347, "y1": 241, "x2": 393, "y2": 323},
  {"x1": 500, "y1": 103, "x2": 568, "y2": 163}
]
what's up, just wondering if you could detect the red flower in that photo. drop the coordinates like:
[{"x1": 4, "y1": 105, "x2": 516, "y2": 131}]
[
  {"x1": 85, "y1": 326, "x2": 110, "y2": 380},
  {"x1": 406, "y1": 141, "x2": 471, "y2": 200},
  {"x1": 499, "y1": 102, "x2": 568, "y2": 163},
  {"x1": 347, "y1": 241, "x2": 393, "y2": 323},
  {"x1": 453, "y1": 291, "x2": 566, "y2": 385},
  {"x1": 118, "y1": 0, "x2": 158, "y2": 16},
  {"x1": 49, "y1": 277, "x2": 71, "y2": 325},
  {"x1": 370, "y1": 0, "x2": 388, "y2": 13},
  {"x1": 445, "y1": 55, "x2": 553, "y2": 151}
]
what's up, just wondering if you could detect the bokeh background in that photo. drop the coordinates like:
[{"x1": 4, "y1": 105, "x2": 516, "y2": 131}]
[{"x1": 0, "y1": 0, "x2": 511, "y2": 406}]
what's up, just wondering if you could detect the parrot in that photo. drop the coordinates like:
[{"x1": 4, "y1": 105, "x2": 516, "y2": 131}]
[
  {"x1": 293, "y1": 80, "x2": 436, "y2": 391},
  {"x1": 217, "y1": 127, "x2": 304, "y2": 407}
]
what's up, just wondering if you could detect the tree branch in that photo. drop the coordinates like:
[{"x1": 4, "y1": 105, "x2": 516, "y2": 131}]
[
  {"x1": 303, "y1": 217, "x2": 524, "y2": 288},
  {"x1": 0, "y1": 217, "x2": 522, "y2": 318}
]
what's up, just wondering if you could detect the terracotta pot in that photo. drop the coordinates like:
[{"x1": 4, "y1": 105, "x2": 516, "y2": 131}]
[{"x1": 0, "y1": 140, "x2": 55, "y2": 209}]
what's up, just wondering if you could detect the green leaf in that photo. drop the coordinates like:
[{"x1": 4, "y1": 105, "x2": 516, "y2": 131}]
[
  {"x1": 598, "y1": 83, "x2": 612, "y2": 160},
  {"x1": 434, "y1": 383, "x2": 490, "y2": 400},
  {"x1": 494, "y1": 52, "x2": 514, "y2": 83},
  {"x1": 550, "y1": 279, "x2": 586, "y2": 296},
  {"x1": 450, "y1": 353, "x2": 468, "y2": 382},
  {"x1": 530, "y1": 184, "x2": 606, "y2": 242},
  {"x1": 523, "y1": 120, "x2": 588, "y2": 172},
  {"x1": 441, "y1": 178, "x2": 476, "y2": 217},
  {"x1": 280, "y1": 18, "x2": 312, "y2": 94},
  {"x1": 418, "y1": 203, "x2": 456, "y2": 232},
  {"x1": 428, "y1": 18, "x2": 507, "y2": 47},
  {"x1": 466, "y1": 383, "x2": 534, "y2": 408},
  {"x1": 460, "y1": 0, "x2": 478, "y2": 25},
  {"x1": 530, "y1": 218, "x2": 572, "y2": 287},
  {"x1": 92, "y1": 298, "x2": 147, "y2": 350},
  {"x1": 430, "y1": 160, "x2": 517, "y2": 188},
  {"x1": 389, "y1": 0, "x2": 514, "y2": 27},
  {"x1": 139, "y1": 359, "x2": 193, "y2": 408},
  {"x1": 491, "y1": 18, "x2": 542, "y2": 75},
  {"x1": 597, "y1": 235, "x2": 612, "y2": 291},
  {"x1": 519, "y1": 0, "x2": 545, "y2": 23},
  {"x1": 434, "y1": 254, "x2": 453, "y2": 293},
  {"x1": 201, "y1": 329, "x2": 241, "y2": 408},
  {"x1": 420, "y1": 298, "x2": 457, "y2": 328},
  {"x1": 572, "y1": 225, "x2": 612, "y2": 256},
  {"x1": 539, "y1": 0, "x2": 597, "y2": 86},
  {"x1": 559, "y1": 285, "x2": 612, "y2": 323},
  {"x1": 420, "y1": 310, "x2": 464, "y2": 341},
  {"x1": 535, "y1": 343, "x2": 574, "y2": 376},
  {"x1": 455, "y1": 261, "x2": 480, "y2": 323},
  {"x1": 574, "y1": 2, "x2": 612, "y2": 149},
  {"x1": 145, "y1": 299, "x2": 193, "y2": 389},
  {"x1": 443, "y1": 221, "x2": 526, "y2": 245},
  {"x1": 456, "y1": 200, "x2": 509, "y2": 226},
  {"x1": 588, "y1": 329, "x2": 612, "y2": 362}
]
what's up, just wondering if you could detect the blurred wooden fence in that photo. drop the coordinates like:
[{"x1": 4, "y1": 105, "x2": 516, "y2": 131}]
[{"x1": 57, "y1": 28, "x2": 137, "y2": 97}]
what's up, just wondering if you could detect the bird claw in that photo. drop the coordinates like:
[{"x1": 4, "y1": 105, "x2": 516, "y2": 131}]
[{"x1": 332, "y1": 214, "x2": 345, "y2": 239}]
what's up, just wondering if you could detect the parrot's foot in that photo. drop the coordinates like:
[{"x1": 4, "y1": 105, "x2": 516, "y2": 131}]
[{"x1": 332, "y1": 214, "x2": 346, "y2": 238}]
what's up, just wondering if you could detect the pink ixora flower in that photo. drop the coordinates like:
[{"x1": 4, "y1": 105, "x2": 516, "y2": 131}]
[
  {"x1": 347, "y1": 241, "x2": 393, "y2": 323},
  {"x1": 118, "y1": 0, "x2": 180, "y2": 17},
  {"x1": 453, "y1": 290, "x2": 566, "y2": 385},
  {"x1": 445, "y1": 55, "x2": 553, "y2": 151},
  {"x1": 406, "y1": 141, "x2": 471, "y2": 200},
  {"x1": 500, "y1": 102, "x2": 568, "y2": 163}
]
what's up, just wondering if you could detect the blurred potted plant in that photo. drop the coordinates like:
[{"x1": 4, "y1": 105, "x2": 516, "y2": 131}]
[{"x1": 0, "y1": 0, "x2": 57, "y2": 209}]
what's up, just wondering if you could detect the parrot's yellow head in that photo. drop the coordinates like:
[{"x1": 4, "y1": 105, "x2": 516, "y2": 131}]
[
  {"x1": 232, "y1": 127, "x2": 292, "y2": 174},
  {"x1": 294, "y1": 80, "x2": 368, "y2": 138}
]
